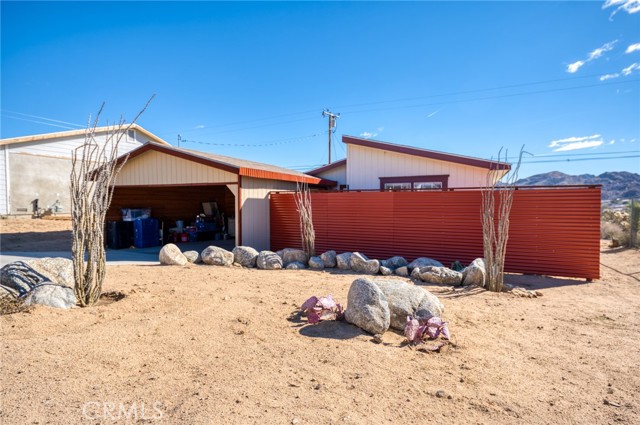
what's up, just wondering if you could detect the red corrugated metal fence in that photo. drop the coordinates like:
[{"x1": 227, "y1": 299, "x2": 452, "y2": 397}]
[{"x1": 270, "y1": 187, "x2": 601, "y2": 279}]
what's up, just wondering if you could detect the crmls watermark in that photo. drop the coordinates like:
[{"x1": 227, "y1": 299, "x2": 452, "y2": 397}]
[{"x1": 82, "y1": 401, "x2": 163, "y2": 421}]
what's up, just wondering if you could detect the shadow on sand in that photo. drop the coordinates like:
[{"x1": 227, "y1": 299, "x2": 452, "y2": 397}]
[{"x1": 288, "y1": 309, "x2": 366, "y2": 340}]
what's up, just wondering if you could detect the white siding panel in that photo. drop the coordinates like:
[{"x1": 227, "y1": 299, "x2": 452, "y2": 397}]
[
  {"x1": 115, "y1": 151, "x2": 237, "y2": 186},
  {"x1": 240, "y1": 177, "x2": 296, "y2": 251},
  {"x1": 313, "y1": 163, "x2": 347, "y2": 187},
  {"x1": 347, "y1": 144, "x2": 497, "y2": 189},
  {"x1": 0, "y1": 146, "x2": 8, "y2": 215}
]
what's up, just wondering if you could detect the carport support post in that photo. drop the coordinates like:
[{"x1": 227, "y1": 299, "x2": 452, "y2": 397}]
[{"x1": 237, "y1": 175, "x2": 242, "y2": 246}]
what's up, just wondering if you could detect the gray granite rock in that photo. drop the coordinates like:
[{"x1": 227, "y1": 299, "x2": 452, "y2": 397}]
[
  {"x1": 336, "y1": 252, "x2": 353, "y2": 270},
  {"x1": 278, "y1": 248, "x2": 308, "y2": 266},
  {"x1": 285, "y1": 261, "x2": 307, "y2": 270},
  {"x1": 373, "y1": 279, "x2": 445, "y2": 330},
  {"x1": 462, "y1": 258, "x2": 486, "y2": 287},
  {"x1": 407, "y1": 257, "x2": 444, "y2": 271},
  {"x1": 350, "y1": 252, "x2": 380, "y2": 274},
  {"x1": 201, "y1": 246, "x2": 234, "y2": 266},
  {"x1": 257, "y1": 251, "x2": 283, "y2": 270},
  {"x1": 183, "y1": 250, "x2": 201, "y2": 264},
  {"x1": 159, "y1": 244, "x2": 188, "y2": 266},
  {"x1": 379, "y1": 266, "x2": 393, "y2": 276},
  {"x1": 232, "y1": 246, "x2": 259, "y2": 268},
  {"x1": 395, "y1": 266, "x2": 409, "y2": 277},
  {"x1": 320, "y1": 250, "x2": 337, "y2": 268},
  {"x1": 344, "y1": 278, "x2": 390, "y2": 335},
  {"x1": 0, "y1": 258, "x2": 73, "y2": 297},
  {"x1": 380, "y1": 256, "x2": 409, "y2": 270},
  {"x1": 308, "y1": 256, "x2": 325, "y2": 270},
  {"x1": 418, "y1": 266, "x2": 463, "y2": 286},
  {"x1": 24, "y1": 283, "x2": 77, "y2": 309}
]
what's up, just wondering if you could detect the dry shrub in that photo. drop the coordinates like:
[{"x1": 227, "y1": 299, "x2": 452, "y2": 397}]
[{"x1": 0, "y1": 296, "x2": 31, "y2": 315}]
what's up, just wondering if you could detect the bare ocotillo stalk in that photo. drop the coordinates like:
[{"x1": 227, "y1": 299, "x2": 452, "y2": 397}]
[
  {"x1": 294, "y1": 182, "x2": 315, "y2": 258},
  {"x1": 481, "y1": 146, "x2": 526, "y2": 292},
  {"x1": 70, "y1": 98, "x2": 153, "y2": 306}
]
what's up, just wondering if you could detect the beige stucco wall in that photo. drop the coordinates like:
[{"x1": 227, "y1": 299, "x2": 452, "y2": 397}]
[
  {"x1": 9, "y1": 153, "x2": 72, "y2": 215},
  {"x1": 347, "y1": 144, "x2": 504, "y2": 190}
]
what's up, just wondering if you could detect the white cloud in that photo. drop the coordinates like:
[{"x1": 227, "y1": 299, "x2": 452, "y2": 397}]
[
  {"x1": 609, "y1": 140, "x2": 616, "y2": 144},
  {"x1": 376, "y1": 127, "x2": 385, "y2": 132},
  {"x1": 194, "y1": 124, "x2": 205, "y2": 129},
  {"x1": 621, "y1": 62, "x2": 640, "y2": 75},
  {"x1": 603, "y1": 0, "x2": 640, "y2": 19},
  {"x1": 426, "y1": 109, "x2": 441, "y2": 118},
  {"x1": 567, "y1": 60, "x2": 585, "y2": 74},
  {"x1": 588, "y1": 40, "x2": 618, "y2": 60},
  {"x1": 600, "y1": 73, "x2": 620, "y2": 80},
  {"x1": 549, "y1": 134, "x2": 604, "y2": 152},
  {"x1": 553, "y1": 140, "x2": 604, "y2": 152},
  {"x1": 626, "y1": 42, "x2": 640, "y2": 54},
  {"x1": 566, "y1": 41, "x2": 617, "y2": 73},
  {"x1": 631, "y1": 138, "x2": 637, "y2": 143},
  {"x1": 360, "y1": 131, "x2": 377, "y2": 139}
]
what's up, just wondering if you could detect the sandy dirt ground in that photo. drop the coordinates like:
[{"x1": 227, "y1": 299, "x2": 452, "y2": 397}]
[{"x1": 1, "y1": 219, "x2": 639, "y2": 424}]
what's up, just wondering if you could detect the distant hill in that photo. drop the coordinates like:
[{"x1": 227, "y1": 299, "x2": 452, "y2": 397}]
[{"x1": 514, "y1": 171, "x2": 640, "y2": 200}]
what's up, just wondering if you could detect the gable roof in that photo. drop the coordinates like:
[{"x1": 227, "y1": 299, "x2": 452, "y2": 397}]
[
  {"x1": 342, "y1": 135, "x2": 511, "y2": 170},
  {"x1": 115, "y1": 142, "x2": 327, "y2": 185},
  {"x1": 307, "y1": 158, "x2": 347, "y2": 175},
  {"x1": 0, "y1": 124, "x2": 170, "y2": 147}
]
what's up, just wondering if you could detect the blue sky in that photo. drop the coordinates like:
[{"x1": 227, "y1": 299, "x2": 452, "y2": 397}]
[{"x1": 1, "y1": 1, "x2": 639, "y2": 178}]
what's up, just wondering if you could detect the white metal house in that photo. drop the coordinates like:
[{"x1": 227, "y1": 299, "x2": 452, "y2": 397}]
[
  {"x1": 0, "y1": 125, "x2": 170, "y2": 216},
  {"x1": 308, "y1": 135, "x2": 510, "y2": 190}
]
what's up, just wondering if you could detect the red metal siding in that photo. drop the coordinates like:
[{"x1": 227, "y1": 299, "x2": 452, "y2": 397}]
[{"x1": 270, "y1": 187, "x2": 601, "y2": 279}]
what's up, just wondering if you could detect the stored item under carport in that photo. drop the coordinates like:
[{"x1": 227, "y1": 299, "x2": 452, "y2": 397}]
[{"x1": 133, "y1": 218, "x2": 160, "y2": 248}]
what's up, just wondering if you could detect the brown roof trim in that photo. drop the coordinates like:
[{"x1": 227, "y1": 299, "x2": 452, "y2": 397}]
[
  {"x1": 307, "y1": 159, "x2": 347, "y2": 175},
  {"x1": 0, "y1": 124, "x2": 170, "y2": 147},
  {"x1": 342, "y1": 135, "x2": 511, "y2": 170},
  {"x1": 109, "y1": 142, "x2": 323, "y2": 184}
]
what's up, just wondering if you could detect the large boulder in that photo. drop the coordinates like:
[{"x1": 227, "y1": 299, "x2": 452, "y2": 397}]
[
  {"x1": 232, "y1": 246, "x2": 259, "y2": 267},
  {"x1": 0, "y1": 258, "x2": 77, "y2": 309},
  {"x1": 201, "y1": 246, "x2": 234, "y2": 266},
  {"x1": 159, "y1": 244, "x2": 188, "y2": 266},
  {"x1": 277, "y1": 248, "x2": 308, "y2": 266},
  {"x1": 256, "y1": 251, "x2": 283, "y2": 270},
  {"x1": 320, "y1": 250, "x2": 337, "y2": 268},
  {"x1": 308, "y1": 256, "x2": 325, "y2": 270},
  {"x1": 350, "y1": 252, "x2": 380, "y2": 274},
  {"x1": 285, "y1": 261, "x2": 307, "y2": 270},
  {"x1": 24, "y1": 283, "x2": 77, "y2": 309},
  {"x1": 344, "y1": 278, "x2": 390, "y2": 335},
  {"x1": 336, "y1": 252, "x2": 353, "y2": 270},
  {"x1": 373, "y1": 279, "x2": 445, "y2": 330},
  {"x1": 462, "y1": 258, "x2": 486, "y2": 287},
  {"x1": 418, "y1": 266, "x2": 463, "y2": 286},
  {"x1": 380, "y1": 256, "x2": 408, "y2": 270},
  {"x1": 407, "y1": 257, "x2": 444, "y2": 271},
  {"x1": 183, "y1": 250, "x2": 201, "y2": 264},
  {"x1": 0, "y1": 258, "x2": 73, "y2": 297}
]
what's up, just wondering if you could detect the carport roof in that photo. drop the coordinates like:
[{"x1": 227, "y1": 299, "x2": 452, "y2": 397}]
[{"x1": 117, "y1": 142, "x2": 328, "y2": 185}]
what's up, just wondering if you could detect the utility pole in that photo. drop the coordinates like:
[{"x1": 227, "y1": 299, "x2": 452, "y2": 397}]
[
  {"x1": 177, "y1": 134, "x2": 181, "y2": 148},
  {"x1": 322, "y1": 109, "x2": 340, "y2": 164}
]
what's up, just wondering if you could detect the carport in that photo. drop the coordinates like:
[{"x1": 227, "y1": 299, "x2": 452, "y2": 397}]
[{"x1": 107, "y1": 142, "x2": 330, "y2": 251}]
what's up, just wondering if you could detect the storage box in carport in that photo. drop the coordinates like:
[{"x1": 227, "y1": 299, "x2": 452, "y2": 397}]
[
  {"x1": 133, "y1": 218, "x2": 159, "y2": 248},
  {"x1": 121, "y1": 208, "x2": 151, "y2": 221}
]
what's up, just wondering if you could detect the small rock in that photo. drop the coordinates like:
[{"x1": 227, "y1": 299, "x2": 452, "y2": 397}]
[
  {"x1": 279, "y1": 248, "x2": 308, "y2": 266},
  {"x1": 372, "y1": 334, "x2": 383, "y2": 344},
  {"x1": 256, "y1": 251, "x2": 283, "y2": 270},
  {"x1": 201, "y1": 246, "x2": 234, "y2": 266},
  {"x1": 24, "y1": 283, "x2": 77, "y2": 309},
  {"x1": 435, "y1": 390, "x2": 445, "y2": 398},
  {"x1": 320, "y1": 250, "x2": 337, "y2": 268},
  {"x1": 407, "y1": 257, "x2": 444, "y2": 271},
  {"x1": 344, "y1": 278, "x2": 390, "y2": 335},
  {"x1": 286, "y1": 261, "x2": 307, "y2": 270},
  {"x1": 350, "y1": 252, "x2": 380, "y2": 274},
  {"x1": 395, "y1": 266, "x2": 409, "y2": 277},
  {"x1": 336, "y1": 252, "x2": 353, "y2": 270},
  {"x1": 183, "y1": 250, "x2": 201, "y2": 264},
  {"x1": 418, "y1": 266, "x2": 463, "y2": 286},
  {"x1": 232, "y1": 246, "x2": 259, "y2": 268},
  {"x1": 461, "y1": 258, "x2": 485, "y2": 287},
  {"x1": 308, "y1": 256, "x2": 325, "y2": 270},
  {"x1": 379, "y1": 266, "x2": 393, "y2": 276}
]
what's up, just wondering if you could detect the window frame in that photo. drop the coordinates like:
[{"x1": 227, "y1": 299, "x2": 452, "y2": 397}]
[{"x1": 379, "y1": 175, "x2": 449, "y2": 191}]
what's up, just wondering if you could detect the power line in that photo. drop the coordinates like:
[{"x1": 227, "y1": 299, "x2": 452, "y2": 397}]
[
  {"x1": 0, "y1": 109, "x2": 85, "y2": 128},
  {"x1": 521, "y1": 154, "x2": 640, "y2": 164},
  {"x1": 1, "y1": 114, "x2": 80, "y2": 130},
  {"x1": 342, "y1": 79, "x2": 640, "y2": 115},
  {"x1": 180, "y1": 131, "x2": 329, "y2": 148}
]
